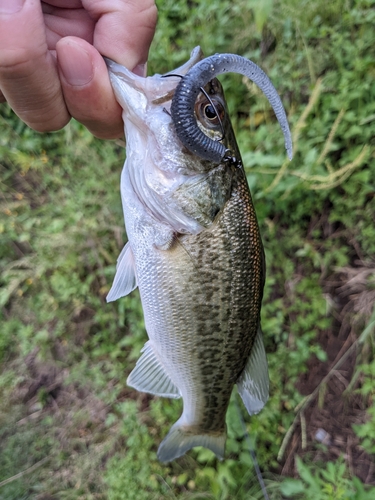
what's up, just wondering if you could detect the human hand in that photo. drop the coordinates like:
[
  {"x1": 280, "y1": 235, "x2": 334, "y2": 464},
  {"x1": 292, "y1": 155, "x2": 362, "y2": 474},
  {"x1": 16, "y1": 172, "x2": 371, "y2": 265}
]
[{"x1": 0, "y1": 0, "x2": 157, "y2": 138}]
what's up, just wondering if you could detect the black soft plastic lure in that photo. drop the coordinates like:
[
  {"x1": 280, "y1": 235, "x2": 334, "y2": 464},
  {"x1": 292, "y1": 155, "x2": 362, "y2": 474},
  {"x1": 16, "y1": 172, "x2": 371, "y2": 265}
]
[{"x1": 170, "y1": 53, "x2": 293, "y2": 163}]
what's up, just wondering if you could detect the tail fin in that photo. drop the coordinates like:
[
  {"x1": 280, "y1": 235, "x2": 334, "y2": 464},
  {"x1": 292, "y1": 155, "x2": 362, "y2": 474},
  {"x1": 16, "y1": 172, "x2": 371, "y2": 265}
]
[{"x1": 157, "y1": 419, "x2": 226, "y2": 463}]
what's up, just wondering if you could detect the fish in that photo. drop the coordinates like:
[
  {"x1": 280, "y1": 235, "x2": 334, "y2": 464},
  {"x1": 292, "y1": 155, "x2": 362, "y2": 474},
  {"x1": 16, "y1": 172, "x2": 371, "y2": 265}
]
[{"x1": 105, "y1": 47, "x2": 292, "y2": 463}]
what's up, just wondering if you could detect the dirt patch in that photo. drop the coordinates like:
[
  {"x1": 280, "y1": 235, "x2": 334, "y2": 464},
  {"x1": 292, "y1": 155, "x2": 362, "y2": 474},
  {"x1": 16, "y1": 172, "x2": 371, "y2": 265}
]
[
  {"x1": 2, "y1": 346, "x2": 116, "y2": 497},
  {"x1": 280, "y1": 264, "x2": 375, "y2": 484}
]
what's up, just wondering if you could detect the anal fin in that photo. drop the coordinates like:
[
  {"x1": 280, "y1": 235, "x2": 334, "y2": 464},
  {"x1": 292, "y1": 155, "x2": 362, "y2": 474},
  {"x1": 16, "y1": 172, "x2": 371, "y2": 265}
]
[
  {"x1": 106, "y1": 242, "x2": 137, "y2": 302},
  {"x1": 127, "y1": 341, "x2": 181, "y2": 399},
  {"x1": 236, "y1": 326, "x2": 269, "y2": 415}
]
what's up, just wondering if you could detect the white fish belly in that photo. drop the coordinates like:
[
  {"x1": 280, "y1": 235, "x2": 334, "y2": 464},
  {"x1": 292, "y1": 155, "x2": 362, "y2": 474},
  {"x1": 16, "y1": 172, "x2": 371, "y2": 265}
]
[{"x1": 124, "y1": 169, "x2": 262, "y2": 434}]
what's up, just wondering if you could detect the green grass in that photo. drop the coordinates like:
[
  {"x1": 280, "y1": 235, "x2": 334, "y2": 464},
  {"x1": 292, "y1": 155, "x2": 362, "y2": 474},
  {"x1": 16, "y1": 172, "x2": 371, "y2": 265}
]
[{"x1": 1, "y1": 0, "x2": 375, "y2": 498}]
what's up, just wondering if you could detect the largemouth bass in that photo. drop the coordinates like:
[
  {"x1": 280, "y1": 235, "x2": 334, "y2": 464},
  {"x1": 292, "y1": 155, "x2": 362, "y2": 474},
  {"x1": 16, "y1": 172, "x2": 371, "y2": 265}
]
[{"x1": 106, "y1": 47, "x2": 292, "y2": 463}]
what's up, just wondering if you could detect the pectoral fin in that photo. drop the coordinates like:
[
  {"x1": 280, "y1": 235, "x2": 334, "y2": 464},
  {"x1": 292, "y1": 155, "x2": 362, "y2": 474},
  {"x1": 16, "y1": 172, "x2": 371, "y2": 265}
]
[
  {"x1": 106, "y1": 242, "x2": 137, "y2": 302},
  {"x1": 236, "y1": 326, "x2": 269, "y2": 415},
  {"x1": 127, "y1": 341, "x2": 181, "y2": 399}
]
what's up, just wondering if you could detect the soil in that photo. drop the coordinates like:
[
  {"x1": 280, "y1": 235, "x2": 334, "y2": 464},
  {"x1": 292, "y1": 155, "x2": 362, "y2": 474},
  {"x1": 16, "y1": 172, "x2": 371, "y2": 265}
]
[{"x1": 279, "y1": 264, "x2": 375, "y2": 485}]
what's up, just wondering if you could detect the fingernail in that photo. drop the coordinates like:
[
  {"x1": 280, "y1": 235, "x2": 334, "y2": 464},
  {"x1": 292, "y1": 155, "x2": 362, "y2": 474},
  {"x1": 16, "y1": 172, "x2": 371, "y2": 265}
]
[
  {"x1": 58, "y1": 41, "x2": 94, "y2": 86},
  {"x1": 133, "y1": 63, "x2": 147, "y2": 77},
  {"x1": 0, "y1": 0, "x2": 24, "y2": 14}
]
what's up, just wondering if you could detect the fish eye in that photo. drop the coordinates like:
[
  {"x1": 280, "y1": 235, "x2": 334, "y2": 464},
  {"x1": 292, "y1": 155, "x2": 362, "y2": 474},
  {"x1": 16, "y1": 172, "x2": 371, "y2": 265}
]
[
  {"x1": 196, "y1": 98, "x2": 225, "y2": 129},
  {"x1": 204, "y1": 104, "x2": 217, "y2": 120}
]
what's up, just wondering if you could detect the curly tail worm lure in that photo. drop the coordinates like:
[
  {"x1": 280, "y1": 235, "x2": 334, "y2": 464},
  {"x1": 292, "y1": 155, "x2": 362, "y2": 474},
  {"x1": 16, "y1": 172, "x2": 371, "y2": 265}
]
[{"x1": 170, "y1": 53, "x2": 293, "y2": 163}]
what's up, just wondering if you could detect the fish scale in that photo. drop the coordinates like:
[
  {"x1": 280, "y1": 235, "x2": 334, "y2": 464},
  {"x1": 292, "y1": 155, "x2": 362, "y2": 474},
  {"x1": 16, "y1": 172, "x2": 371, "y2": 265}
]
[
  {"x1": 128, "y1": 161, "x2": 264, "y2": 456},
  {"x1": 104, "y1": 46, "x2": 289, "y2": 462}
]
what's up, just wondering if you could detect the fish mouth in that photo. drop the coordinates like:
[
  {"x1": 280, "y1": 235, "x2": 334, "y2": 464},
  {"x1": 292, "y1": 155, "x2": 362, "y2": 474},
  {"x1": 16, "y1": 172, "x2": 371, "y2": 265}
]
[
  {"x1": 105, "y1": 47, "x2": 205, "y2": 114},
  {"x1": 163, "y1": 46, "x2": 204, "y2": 78}
]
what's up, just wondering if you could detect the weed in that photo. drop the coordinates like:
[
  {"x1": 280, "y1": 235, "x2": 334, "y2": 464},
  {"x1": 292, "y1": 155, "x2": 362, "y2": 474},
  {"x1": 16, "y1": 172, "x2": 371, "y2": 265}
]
[{"x1": 280, "y1": 457, "x2": 375, "y2": 499}]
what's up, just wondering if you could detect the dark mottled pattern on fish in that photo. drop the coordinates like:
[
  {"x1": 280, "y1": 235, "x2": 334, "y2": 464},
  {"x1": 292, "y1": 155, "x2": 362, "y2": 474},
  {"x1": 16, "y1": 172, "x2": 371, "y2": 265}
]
[
  {"x1": 182, "y1": 166, "x2": 263, "y2": 432},
  {"x1": 134, "y1": 161, "x2": 264, "y2": 435}
]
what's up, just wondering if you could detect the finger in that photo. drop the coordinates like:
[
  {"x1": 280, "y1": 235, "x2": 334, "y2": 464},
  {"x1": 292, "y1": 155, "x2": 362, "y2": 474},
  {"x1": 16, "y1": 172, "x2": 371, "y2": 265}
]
[
  {"x1": 56, "y1": 0, "x2": 158, "y2": 140},
  {"x1": 0, "y1": 0, "x2": 70, "y2": 131},
  {"x1": 82, "y1": 0, "x2": 158, "y2": 72},
  {"x1": 42, "y1": 4, "x2": 95, "y2": 49},
  {"x1": 57, "y1": 37, "x2": 123, "y2": 139}
]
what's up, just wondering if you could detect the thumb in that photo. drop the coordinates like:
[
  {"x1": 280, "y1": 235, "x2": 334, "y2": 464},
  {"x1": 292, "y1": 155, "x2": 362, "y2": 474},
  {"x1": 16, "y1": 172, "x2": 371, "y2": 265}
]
[{"x1": 57, "y1": 36, "x2": 124, "y2": 139}]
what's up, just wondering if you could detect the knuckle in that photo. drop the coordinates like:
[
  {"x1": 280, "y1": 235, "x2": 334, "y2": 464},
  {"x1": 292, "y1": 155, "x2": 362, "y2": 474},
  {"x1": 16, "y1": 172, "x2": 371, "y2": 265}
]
[{"x1": 0, "y1": 47, "x2": 43, "y2": 76}]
